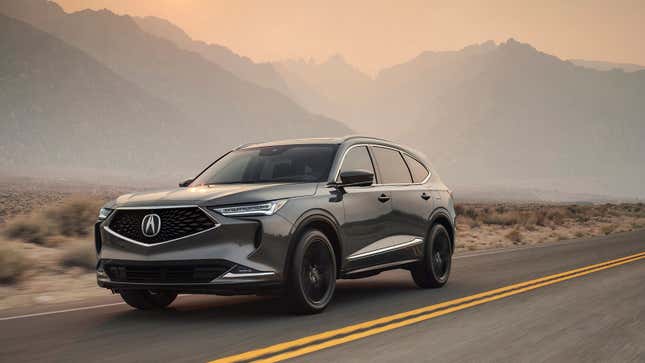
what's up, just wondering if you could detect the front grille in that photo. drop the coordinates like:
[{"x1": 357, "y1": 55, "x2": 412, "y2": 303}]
[
  {"x1": 108, "y1": 207, "x2": 216, "y2": 244},
  {"x1": 104, "y1": 261, "x2": 232, "y2": 283}
]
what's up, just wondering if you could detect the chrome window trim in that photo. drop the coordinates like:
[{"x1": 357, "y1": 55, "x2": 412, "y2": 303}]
[
  {"x1": 347, "y1": 237, "x2": 424, "y2": 260},
  {"x1": 333, "y1": 143, "x2": 431, "y2": 186},
  {"x1": 104, "y1": 206, "x2": 221, "y2": 247}
]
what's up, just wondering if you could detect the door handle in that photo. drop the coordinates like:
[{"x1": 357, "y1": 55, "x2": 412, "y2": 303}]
[
  {"x1": 421, "y1": 192, "x2": 431, "y2": 200},
  {"x1": 377, "y1": 194, "x2": 391, "y2": 203}
]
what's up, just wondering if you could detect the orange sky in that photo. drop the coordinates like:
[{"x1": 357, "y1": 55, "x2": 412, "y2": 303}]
[{"x1": 56, "y1": 0, "x2": 645, "y2": 74}]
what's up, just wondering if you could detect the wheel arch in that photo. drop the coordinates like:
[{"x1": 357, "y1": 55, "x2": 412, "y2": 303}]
[
  {"x1": 428, "y1": 208, "x2": 456, "y2": 252},
  {"x1": 285, "y1": 210, "x2": 343, "y2": 278}
]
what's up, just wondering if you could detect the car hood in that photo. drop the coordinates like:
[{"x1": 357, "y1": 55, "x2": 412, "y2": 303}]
[{"x1": 113, "y1": 183, "x2": 319, "y2": 208}]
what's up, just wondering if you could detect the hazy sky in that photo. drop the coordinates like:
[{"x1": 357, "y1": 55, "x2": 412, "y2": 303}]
[{"x1": 56, "y1": 0, "x2": 645, "y2": 74}]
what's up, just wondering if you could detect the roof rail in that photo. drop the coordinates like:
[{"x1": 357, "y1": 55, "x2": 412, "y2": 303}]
[
  {"x1": 342, "y1": 135, "x2": 393, "y2": 143},
  {"x1": 234, "y1": 141, "x2": 262, "y2": 150}
]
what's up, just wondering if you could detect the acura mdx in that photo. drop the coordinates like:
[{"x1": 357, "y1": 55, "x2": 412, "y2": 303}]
[{"x1": 96, "y1": 136, "x2": 456, "y2": 313}]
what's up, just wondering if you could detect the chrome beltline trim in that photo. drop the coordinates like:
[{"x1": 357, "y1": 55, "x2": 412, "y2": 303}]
[{"x1": 347, "y1": 237, "x2": 424, "y2": 261}]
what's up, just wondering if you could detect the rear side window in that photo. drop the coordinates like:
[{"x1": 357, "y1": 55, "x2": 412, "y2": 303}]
[
  {"x1": 371, "y1": 147, "x2": 412, "y2": 184},
  {"x1": 403, "y1": 154, "x2": 429, "y2": 183},
  {"x1": 338, "y1": 146, "x2": 375, "y2": 181}
]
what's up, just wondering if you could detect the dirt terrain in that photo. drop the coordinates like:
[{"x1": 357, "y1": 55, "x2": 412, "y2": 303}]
[{"x1": 0, "y1": 179, "x2": 643, "y2": 310}]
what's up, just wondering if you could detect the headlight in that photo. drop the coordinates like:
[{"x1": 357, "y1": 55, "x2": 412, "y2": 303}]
[
  {"x1": 98, "y1": 208, "x2": 113, "y2": 220},
  {"x1": 211, "y1": 200, "x2": 288, "y2": 217}
]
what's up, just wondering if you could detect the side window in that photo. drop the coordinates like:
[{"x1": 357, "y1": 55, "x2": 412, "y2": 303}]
[
  {"x1": 371, "y1": 147, "x2": 412, "y2": 184},
  {"x1": 403, "y1": 154, "x2": 430, "y2": 183},
  {"x1": 338, "y1": 146, "x2": 375, "y2": 181}
]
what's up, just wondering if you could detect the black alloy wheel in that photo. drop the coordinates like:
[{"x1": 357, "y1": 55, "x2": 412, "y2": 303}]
[
  {"x1": 287, "y1": 229, "x2": 337, "y2": 314},
  {"x1": 411, "y1": 224, "x2": 452, "y2": 288}
]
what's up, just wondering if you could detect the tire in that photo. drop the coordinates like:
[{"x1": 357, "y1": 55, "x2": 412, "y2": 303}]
[
  {"x1": 286, "y1": 229, "x2": 337, "y2": 314},
  {"x1": 120, "y1": 290, "x2": 177, "y2": 310},
  {"x1": 411, "y1": 224, "x2": 452, "y2": 288}
]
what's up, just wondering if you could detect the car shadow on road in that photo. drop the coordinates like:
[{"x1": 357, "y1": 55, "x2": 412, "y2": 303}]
[{"x1": 99, "y1": 270, "x2": 427, "y2": 325}]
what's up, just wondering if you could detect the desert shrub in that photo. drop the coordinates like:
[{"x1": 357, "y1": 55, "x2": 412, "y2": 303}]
[
  {"x1": 49, "y1": 198, "x2": 102, "y2": 237},
  {"x1": 505, "y1": 228, "x2": 522, "y2": 243},
  {"x1": 534, "y1": 210, "x2": 548, "y2": 226},
  {"x1": 41, "y1": 235, "x2": 70, "y2": 247},
  {"x1": 482, "y1": 211, "x2": 520, "y2": 226},
  {"x1": 456, "y1": 205, "x2": 479, "y2": 220},
  {"x1": 575, "y1": 231, "x2": 585, "y2": 238},
  {"x1": 60, "y1": 241, "x2": 96, "y2": 270},
  {"x1": 3, "y1": 197, "x2": 102, "y2": 244},
  {"x1": 0, "y1": 245, "x2": 30, "y2": 284},
  {"x1": 547, "y1": 210, "x2": 566, "y2": 225},
  {"x1": 556, "y1": 233, "x2": 569, "y2": 241},
  {"x1": 3, "y1": 214, "x2": 54, "y2": 244},
  {"x1": 601, "y1": 224, "x2": 617, "y2": 235},
  {"x1": 575, "y1": 215, "x2": 590, "y2": 223}
]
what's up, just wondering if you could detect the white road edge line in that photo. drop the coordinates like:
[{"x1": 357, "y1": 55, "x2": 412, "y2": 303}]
[{"x1": 0, "y1": 302, "x2": 126, "y2": 321}]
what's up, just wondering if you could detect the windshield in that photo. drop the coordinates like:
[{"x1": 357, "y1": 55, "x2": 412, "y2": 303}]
[{"x1": 191, "y1": 144, "x2": 339, "y2": 185}]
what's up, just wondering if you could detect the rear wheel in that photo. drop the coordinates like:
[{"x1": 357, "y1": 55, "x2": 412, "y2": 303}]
[
  {"x1": 411, "y1": 224, "x2": 452, "y2": 288},
  {"x1": 120, "y1": 290, "x2": 177, "y2": 310},
  {"x1": 287, "y1": 230, "x2": 336, "y2": 314}
]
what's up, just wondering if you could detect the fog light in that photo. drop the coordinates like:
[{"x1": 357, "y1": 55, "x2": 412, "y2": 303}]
[{"x1": 96, "y1": 263, "x2": 109, "y2": 280}]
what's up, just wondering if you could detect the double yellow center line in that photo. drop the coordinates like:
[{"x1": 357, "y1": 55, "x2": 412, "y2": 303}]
[{"x1": 210, "y1": 251, "x2": 645, "y2": 363}]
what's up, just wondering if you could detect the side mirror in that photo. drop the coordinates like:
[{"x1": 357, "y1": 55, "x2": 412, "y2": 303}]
[
  {"x1": 178, "y1": 178, "x2": 194, "y2": 187},
  {"x1": 338, "y1": 169, "x2": 374, "y2": 187}
]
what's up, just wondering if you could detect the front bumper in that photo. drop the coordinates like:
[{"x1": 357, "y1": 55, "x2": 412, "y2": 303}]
[{"x1": 96, "y1": 206, "x2": 293, "y2": 295}]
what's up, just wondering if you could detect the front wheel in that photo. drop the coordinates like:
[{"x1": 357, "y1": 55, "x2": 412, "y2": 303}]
[
  {"x1": 286, "y1": 230, "x2": 337, "y2": 314},
  {"x1": 120, "y1": 290, "x2": 177, "y2": 310},
  {"x1": 411, "y1": 224, "x2": 452, "y2": 288}
]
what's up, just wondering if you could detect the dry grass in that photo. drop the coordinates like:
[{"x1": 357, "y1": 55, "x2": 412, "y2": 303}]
[
  {"x1": 1, "y1": 195, "x2": 101, "y2": 286},
  {"x1": 3, "y1": 197, "x2": 103, "y2": 245},
  {"x1": 0, "y1": 244, "x2": 30, "y2": 284},
  {"x1": 601, "y1": 224, "x2": 618, "y2": 235},
  {"x1": 505, "y1": 228, "x2": 523, "y2": 244},
  {"x1": 60, "y1": 241, "x2": 96, "y2": 271},
  {"x1": 455, "y1": 202, "x2": 645, "y2": 253},
  {"x1": 3, "y1": 215, "x2": 54, "y2": 244}
]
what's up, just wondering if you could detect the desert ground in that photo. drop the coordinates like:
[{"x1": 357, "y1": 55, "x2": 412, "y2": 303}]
[{"x1": 1, "y1": 178, "x2": 644, "y2": 310}]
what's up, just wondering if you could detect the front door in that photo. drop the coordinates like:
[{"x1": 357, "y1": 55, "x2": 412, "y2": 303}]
[{"x1": 337, "y1": 146, "x2": 393, "y2": 271}]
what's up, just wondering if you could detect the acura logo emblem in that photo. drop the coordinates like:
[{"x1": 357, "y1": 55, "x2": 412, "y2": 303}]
[{"x1": 141, "y1": 214, "x2": 161, "y2": 237}]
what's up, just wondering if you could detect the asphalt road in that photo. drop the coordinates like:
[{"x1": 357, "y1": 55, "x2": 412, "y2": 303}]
[{"x1": 1, "y1": 231, "x2": 643, "y2": 363}]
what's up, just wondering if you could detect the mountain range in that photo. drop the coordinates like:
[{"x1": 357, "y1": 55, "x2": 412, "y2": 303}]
[
  {"x1": 569, "y1": 59, "x2": 645, "y2": 73},
  {"x1": 276, "y1": 41, "x2": 645, "y2": 199},
  {"x1": 1, "y1": 0, "x2": 644, "y2": 199},
  {"x1": 0, "y1": 0, "x2": 351, "y2": 181}
]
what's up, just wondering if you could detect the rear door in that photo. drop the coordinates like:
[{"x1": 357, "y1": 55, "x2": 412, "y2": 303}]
[
  {"x1": 398, "y1": 153, "x2": 433, "y2": 237},
  {"x1": 360, "y1": 145, "x2": 432, "y2": 263}
]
